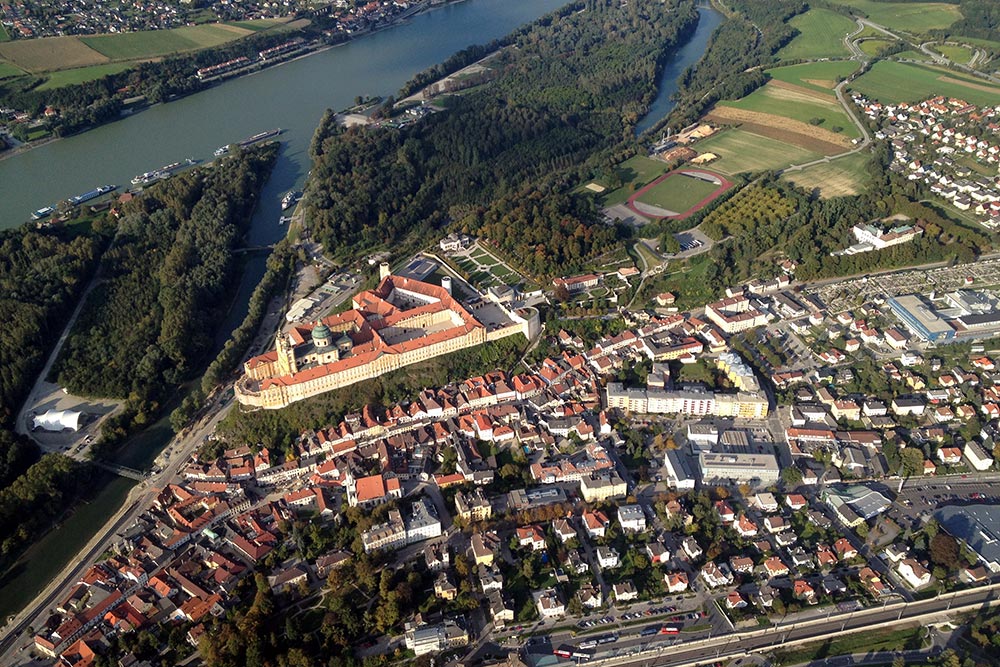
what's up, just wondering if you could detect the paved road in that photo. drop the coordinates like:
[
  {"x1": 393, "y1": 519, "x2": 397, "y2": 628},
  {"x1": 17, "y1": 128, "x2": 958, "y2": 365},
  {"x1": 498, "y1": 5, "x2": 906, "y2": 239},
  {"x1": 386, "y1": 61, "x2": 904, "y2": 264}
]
[
  {"x1": 559, "y1": 584, "x2": 1000, "y2": 667},
  {"x1": 0, "y1": 391, "x2": 238, "y2": 664},
  {"x1": 14, "y1": 272, "x2": 109, "y2": 447}
]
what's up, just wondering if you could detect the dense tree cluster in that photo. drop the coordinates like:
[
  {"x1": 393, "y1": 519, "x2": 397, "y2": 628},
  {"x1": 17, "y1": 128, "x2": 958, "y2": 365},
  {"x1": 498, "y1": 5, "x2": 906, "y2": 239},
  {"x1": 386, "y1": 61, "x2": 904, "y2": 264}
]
[
  {"x1": 51, "y1": 146, "x2": 276, "y2": 454},
  {"x1": 0, "y1": 452, "x2": 89, "y2": 562},
  {"x1": 699, "y1": 184, "x2": 797, "y2": 241},
  {"x1": 0, "y1": 226, "x2": 102, "y2": 427},
  {"x1": 0, "y1": 430, "x2": 38, "y2": 489},
  {"x1": 465, "y1": 190, "x2": 626, "y2": 278},
  {"x1": 936, "y1": 0, "x2": 1000, "y2": 42},
  {"x1": 305, "y1": 0, "x2": 699, "y2": 275}
]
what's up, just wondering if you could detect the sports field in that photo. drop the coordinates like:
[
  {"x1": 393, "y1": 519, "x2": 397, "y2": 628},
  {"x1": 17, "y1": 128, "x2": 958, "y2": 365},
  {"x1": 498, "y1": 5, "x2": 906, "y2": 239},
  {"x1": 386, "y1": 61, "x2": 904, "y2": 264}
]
[
  {"x1": 633, "y1": 172, "x2": 721, "y2": 213},
  {"x1": 827, "y1": 0, "x2": 960, "y2": 33},
  {"x1": 37, "y1": 63, "x2": 134, "y2": 90},
  {"x1": 81, "y1": 24, "x2": 253, "y2": 60},
  {"x1": 783, "y1": 152, "x2": 871, "y2": 198},
  {"x1": 693, "y1": 129, "x2": 820, "y2": 175},
  {"x1": 719, "y1": 82, "x2": 860, "y2": 139},
  {"x1": 933, "y1": 43, "x2": 973, "y2": 64},
  {"x1": 777, "y1": 9, "x2": 856, "y2": 60},
  {"x1": 765, "y1": 61, "x2": 859, "y2": 97},
  {"x1": 587, "y1": 155, "x2": 671, "y2": 207},
  {"x1": 626, "y1": 169, "x2": 731, "y2": 220},
  {"x1": 849, "y1": 61, "x2": 1000, "y2": 105}
]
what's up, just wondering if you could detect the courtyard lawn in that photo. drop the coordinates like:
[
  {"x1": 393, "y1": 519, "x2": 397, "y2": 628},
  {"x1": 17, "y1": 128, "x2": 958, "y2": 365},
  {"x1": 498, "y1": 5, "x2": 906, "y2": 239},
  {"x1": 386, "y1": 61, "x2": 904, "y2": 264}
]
[
  {"x1": 719, "y1": 83, "x2": 860, "y2": 138},
  {"x1": 37, "y1": 62, "x2": 134, "y2": 90},
  {"x1": 81, "y1": 23, "x2": 254, "y2": 60},
  {"x1": 634, "y1": 172, "x2": 721, "y2": 214},
  {"x1": 826, "y1": 0, "x2": 961, "y2": 33},
  {"x1": 849, "y1": 60, "x2": 1000, "y2": 105},
  {"x1": 693, "y1": 129, "x2": 820, "y2": 175},
  {"x1": 777, "y1": 8, "x2": 857, "y2": 59},
  {"x1": 765, "y1": 61, "x2": 859, "y2": 97}
]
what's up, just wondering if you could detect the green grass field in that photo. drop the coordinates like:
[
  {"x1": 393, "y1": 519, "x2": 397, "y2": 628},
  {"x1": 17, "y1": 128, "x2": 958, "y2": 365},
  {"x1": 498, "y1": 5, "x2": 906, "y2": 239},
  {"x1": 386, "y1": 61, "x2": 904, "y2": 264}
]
[
  {"x1": 720, "y1": 84, "x2": 860, "y2": 138},
  {"x1": 859, "y1": 38, "x2": 897, "y2": 56},
  {"x1": 894, "y1": 49, "x2": 930, "y2": 61},
  {"x1": 0, "y1": 61, "x2": 23, "y2": 78},
  {"x1": 226, "y1": 19, "x2": 287, "y2": 31},
  {"x1": 81, "y1": 24, "x2": 253, "y2": 60},
  {"x1": 827, "y1": 0, "x2": 960, "y2": 33},
  {"x1": 783, "y1": 152, "x2": 871, "y2": 198},
  {"x1": 933, "y1": 43, "x2": 974, "y2": 64},
  {"x1": 36, "y1": 62, "x2": 134, "y2": 90},
  {"x1": 960, "y1": 36, "x2": 1000, "y2": 51},
  {"x1": 849, "y1": 60, "x2": 1000, "y2": 105},
  {"x1": 0, "y1": 24, "x2": 10, "y2": 42},
  {"x1": 777, "y1": 8, "x2": 857, "y2": 59},
  {"x1": 694, "y1": 129, "x2": 820, "y2": 175},
  {"x1": 588, "y1": 155, "x2": 672, "y2": 207},
  {"x1": 765, "y1": 61, "x2": 859, "y2": 97},
  {"x1": 634, "y1": 172, "x2": 721, "y2": 213}
]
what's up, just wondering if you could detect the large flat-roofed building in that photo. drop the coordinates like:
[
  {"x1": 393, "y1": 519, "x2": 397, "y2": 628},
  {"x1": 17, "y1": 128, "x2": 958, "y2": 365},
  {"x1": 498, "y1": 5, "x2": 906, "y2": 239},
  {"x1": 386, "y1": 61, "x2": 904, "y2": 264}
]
[
  {"x1": 705, "y1": 295, "x2": 769, "y2": 334},
  {"x1": 935, "y1": 505, "x2": 1000, "y2": 572},
  {"x1": 236, "y1": 274, "x2": 535, "y2": 408},
  {"x1": 699, "y1": 452, "x2": 779, "y2": 487},
  {"x1": 664, "y1": 449, "x2": 696, "y2": 490},
  {"x1": 606, "y1": 383, "x2": 768, "y2": 419},
  {"x1": 888, "y1": 294, "x2": 955, "y2": 343}
]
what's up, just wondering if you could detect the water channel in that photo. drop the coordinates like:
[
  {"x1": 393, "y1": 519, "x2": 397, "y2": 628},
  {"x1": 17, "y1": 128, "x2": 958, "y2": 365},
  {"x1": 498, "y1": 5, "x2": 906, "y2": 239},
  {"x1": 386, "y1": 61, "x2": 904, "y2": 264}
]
[{"x1": 0, "y1": 0, "x2": 723, "y2": 622}]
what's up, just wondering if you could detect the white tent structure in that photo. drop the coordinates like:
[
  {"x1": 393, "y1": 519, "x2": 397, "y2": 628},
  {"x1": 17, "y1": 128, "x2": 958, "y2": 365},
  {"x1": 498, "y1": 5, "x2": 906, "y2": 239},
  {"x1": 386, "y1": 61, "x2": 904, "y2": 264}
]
[{"x1": 32, "y1": 410, "x2": 83, "y2": 432}]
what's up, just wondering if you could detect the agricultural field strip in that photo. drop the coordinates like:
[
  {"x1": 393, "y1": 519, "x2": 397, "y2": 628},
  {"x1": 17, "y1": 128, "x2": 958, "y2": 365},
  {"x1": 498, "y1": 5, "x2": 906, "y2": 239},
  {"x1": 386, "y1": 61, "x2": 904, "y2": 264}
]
[{"x1": 691, "y1": 128, "x2": 820, "y2": 175}]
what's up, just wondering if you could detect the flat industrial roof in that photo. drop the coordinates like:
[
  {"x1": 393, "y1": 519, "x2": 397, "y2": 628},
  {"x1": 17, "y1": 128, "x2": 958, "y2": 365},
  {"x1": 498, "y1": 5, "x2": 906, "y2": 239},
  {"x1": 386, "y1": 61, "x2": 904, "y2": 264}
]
[
  {"x1": 890, "y1": 294, "x2": 955, "y2": 335},
  {"x1": 935, "y1": 504, "x2": 1000, "y2": 567}
]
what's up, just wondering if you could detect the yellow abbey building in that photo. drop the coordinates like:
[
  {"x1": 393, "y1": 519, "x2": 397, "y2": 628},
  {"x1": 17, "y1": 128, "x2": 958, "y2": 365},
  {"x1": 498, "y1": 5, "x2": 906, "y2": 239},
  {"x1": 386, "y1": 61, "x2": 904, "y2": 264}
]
[{"x1": 235, "y1": 273, "x2": 535, "y2": 409}]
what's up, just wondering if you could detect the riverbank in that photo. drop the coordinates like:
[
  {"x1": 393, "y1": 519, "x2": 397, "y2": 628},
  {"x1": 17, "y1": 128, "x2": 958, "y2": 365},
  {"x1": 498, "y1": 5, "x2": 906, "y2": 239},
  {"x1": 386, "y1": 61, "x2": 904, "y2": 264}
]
[{"x1": 0, "y1": 0, "x2": 475, "y2": 165}]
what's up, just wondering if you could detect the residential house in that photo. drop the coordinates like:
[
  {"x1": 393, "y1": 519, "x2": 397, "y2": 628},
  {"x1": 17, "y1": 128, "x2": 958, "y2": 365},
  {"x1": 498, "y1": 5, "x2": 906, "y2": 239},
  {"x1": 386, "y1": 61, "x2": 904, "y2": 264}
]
[
  {"x1": 664, "y1": 571, "x2": 689, "y2": 593},
  {"x1": 597, "y1": 546, "x2": 620, "y2": 570},
  {"x1": 897, "y1": 559, "x2": 932, "y2": 589}
]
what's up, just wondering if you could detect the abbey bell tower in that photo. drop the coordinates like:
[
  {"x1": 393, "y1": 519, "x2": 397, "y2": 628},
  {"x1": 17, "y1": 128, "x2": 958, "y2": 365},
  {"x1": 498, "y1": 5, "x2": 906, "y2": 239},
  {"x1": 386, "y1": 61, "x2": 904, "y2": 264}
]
[{"x1": 275, "y1": 333, "x2": 298, "y2": 375}]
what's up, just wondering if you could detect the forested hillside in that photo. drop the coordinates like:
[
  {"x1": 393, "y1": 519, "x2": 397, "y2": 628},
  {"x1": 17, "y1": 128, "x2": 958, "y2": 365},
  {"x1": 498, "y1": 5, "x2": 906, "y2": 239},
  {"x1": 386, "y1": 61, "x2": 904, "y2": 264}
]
[
  {"x1": 306, "y1": 0, "x2": 699, "y2": 276},
  {"x1": 0, "y1": 227, "x2": 103, "y2": 427},
  {"x1": 54, "y1": 144, "x2": 277, "y2": 408},
  {"x1": 664, "y1": 0, "x2": 806, "y2": 129}
]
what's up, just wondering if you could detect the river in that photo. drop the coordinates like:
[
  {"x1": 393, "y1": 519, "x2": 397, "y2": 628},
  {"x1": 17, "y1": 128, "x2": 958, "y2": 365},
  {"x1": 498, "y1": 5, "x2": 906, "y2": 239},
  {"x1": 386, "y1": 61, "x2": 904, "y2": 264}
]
[
  {"x1": 0, "y1": 0, "x2": 724, "y2": 624},
  {"x1": 635, "y1": 4, "x2": 723, "y2": 136}
]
